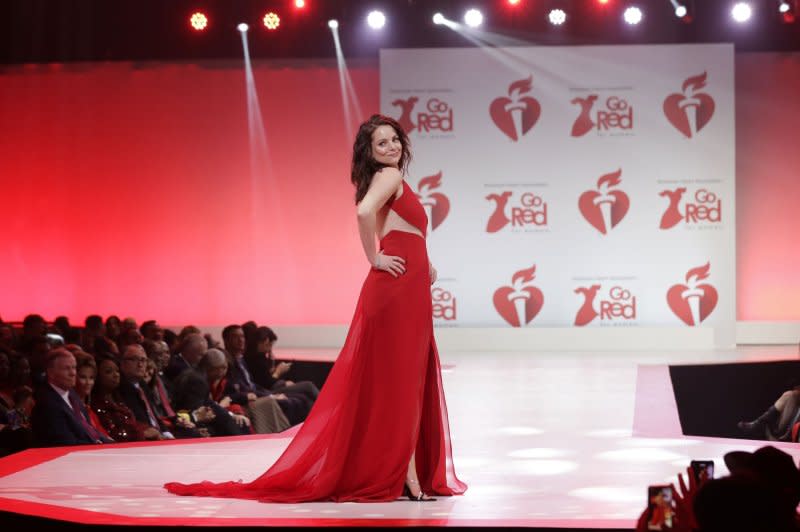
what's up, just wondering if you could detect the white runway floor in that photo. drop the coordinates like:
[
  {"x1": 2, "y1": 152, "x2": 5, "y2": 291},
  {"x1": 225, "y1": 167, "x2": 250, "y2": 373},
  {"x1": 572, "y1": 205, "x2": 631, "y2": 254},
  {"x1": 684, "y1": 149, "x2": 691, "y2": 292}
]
[{"x1": 0, "y1": 345, "x2": 797, "y2": 528}]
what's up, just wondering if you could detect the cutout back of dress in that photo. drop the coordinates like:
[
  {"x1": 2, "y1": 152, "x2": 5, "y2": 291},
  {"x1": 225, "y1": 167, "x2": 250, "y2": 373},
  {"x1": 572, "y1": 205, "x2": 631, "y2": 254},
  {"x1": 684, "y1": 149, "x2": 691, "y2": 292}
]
[{"x1": 386, "y1": 181, "x2": 427, "y2": 236}]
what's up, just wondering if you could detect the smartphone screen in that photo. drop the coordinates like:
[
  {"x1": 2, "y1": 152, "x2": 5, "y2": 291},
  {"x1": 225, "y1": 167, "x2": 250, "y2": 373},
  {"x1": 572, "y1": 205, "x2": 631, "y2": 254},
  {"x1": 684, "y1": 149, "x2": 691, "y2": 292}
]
[
  {"x1": 646, "y1": 485, "x2": 675, "y2": 531},
  {"x1": 690, "y1": 460, "x2": 714, "y2": 484}
]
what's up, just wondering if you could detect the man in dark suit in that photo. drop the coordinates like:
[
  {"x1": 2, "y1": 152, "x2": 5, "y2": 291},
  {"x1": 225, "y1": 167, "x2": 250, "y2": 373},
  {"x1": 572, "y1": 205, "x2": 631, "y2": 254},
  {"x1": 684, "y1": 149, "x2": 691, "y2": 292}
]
[
  {"x1": 164, "y1": 333, "x2": 207, "y2": 382},
  {"x1": 118, "y1": 344, "x2": 201, "y2": 439},
  {"x1": 223, "y1": 324, "x2": 311, "y2": 426},
  {"x1": 31, "y1": 348, "x2": 110, "y2": 446}
]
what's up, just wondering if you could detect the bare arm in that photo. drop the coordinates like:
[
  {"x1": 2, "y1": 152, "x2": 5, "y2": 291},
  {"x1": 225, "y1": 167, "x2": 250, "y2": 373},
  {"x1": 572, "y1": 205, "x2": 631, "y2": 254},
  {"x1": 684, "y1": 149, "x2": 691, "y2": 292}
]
[{"x1": 356, "y1": 168, "x2": 406, "y2": 277}]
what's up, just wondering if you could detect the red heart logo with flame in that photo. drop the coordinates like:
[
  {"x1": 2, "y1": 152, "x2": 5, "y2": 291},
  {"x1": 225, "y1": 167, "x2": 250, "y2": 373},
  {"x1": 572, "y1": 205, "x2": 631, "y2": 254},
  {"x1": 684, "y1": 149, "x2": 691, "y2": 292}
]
[
  {"x1": 489, "y1": 76, "x2": 541, "y2": 142},
  {"x1": 493, "y1": 265, "x2": 544, "y2": 327},
  {"x1": 663, "y1": 72, "x2": 715, "y2": 139},
  {"x1": 666, "y1": 263, "x2": 719, "y2": 325},
  {"x1": 417, "y1": 172, "x2": 450, "y2": 231},
  {"x1": 578, "y1": 169, "x2": 629, "y2": 235}
]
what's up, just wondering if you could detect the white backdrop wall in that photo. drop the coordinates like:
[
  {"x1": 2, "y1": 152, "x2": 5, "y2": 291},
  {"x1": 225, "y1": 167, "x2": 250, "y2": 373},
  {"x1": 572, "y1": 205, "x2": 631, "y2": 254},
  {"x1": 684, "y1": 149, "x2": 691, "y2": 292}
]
[{"x1": 380, "y1": 44, "x2": 736, "y2": 347}]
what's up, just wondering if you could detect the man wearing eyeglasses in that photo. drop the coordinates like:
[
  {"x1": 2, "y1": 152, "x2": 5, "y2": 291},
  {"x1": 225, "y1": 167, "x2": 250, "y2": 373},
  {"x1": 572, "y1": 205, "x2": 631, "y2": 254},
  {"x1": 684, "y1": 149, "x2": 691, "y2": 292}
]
[{"x1": 117, "y1": 345, "x2": 201, "y2": 439}]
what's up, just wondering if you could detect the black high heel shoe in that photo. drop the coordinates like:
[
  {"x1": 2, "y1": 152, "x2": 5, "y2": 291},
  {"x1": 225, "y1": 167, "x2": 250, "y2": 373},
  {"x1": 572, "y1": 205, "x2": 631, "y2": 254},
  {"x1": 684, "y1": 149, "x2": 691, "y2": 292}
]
[{"x1": 403, "y1": 480, "x2": 436, "y2": 501}]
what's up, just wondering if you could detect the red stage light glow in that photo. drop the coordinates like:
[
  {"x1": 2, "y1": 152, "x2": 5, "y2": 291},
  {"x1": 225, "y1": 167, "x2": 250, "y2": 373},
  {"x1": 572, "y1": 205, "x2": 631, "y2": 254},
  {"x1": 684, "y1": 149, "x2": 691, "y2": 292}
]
[
  {"x1": 189, "y1": 12, "x2": 208, "y2": 31},
  {"x1": 295, "y1": 0, "x2": 306, "y2": 8},
  {"x1": 263, "y1": 12, "x2": 281, "y2": 30}
]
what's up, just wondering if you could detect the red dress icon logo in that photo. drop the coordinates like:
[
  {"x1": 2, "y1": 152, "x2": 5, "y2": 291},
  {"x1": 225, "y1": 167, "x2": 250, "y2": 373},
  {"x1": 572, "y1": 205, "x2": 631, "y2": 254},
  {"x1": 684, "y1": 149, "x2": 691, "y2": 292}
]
[
  {"x1": 416, "y1": 172, "x2": 450, "y2": 232},
  {"x1": 574, "y1": 284, "x2": 601, "y2": 326},
  {"x1": 663, "y1": 72, "x2": 716, "y2": 139},
  {"x1": 489, "y1": 75, "x2": 541, "y2": 141},
  {"x1": 578, "y1": 169, "x2": 630, "y2": 235},
  {"x1": 659, "y1": 187, "x2": 688, "y2": 229},
  {"x1": 570, "y1": 95, "x2": 598, "y2": 137},
  {"x1": 493, "y1": 265, "x2": 544, "y2": 327},
  {"x1": 391, "y1": 96, "x2": 419, "y2": 133},
  {"x1": 667, "y1": 262, "x2": 719, "y2": 326},
  {"x1": 485, "y1": 191, "x2": 513, "y2": 233}
]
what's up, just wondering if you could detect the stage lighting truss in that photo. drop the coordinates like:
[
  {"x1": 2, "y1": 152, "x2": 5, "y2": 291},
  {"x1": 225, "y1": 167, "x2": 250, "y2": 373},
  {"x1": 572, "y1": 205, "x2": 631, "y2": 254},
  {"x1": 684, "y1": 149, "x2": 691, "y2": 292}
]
[
  {"x1": 263, "y1": 12, "x2": 281, "y2": 30},
  {"x1": 548, "y1": 9, "x2": 567, "y2": 25},
  {"x1": 623, "y1": 6, "x2": 643, "y2": 25},
  {"x1": 190, "y1": 12, "x2": 208, "y2": 31}
]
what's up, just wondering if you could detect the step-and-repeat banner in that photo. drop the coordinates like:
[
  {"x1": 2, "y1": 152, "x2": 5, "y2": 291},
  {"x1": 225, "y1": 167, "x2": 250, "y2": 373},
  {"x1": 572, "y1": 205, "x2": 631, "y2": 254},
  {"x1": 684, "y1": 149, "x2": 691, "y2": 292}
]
[{"x1": 380, "y1": 44, "x2": 735, "y2": 347}]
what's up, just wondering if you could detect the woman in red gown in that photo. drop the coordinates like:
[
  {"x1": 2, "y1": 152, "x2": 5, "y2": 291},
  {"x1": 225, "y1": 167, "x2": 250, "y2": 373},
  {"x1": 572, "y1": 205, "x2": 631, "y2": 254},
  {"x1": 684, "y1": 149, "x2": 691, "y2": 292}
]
[{"x1": 165, "y1": 114, "x2": 467, "y2": 502}]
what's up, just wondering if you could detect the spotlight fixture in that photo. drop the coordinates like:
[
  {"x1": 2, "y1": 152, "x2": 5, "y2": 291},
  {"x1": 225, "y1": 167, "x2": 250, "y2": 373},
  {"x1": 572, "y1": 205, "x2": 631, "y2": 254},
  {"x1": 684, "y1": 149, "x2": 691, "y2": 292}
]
[
  {"x1": 623, "y1": 6, "x2": 643, "y2": 25},
  {"x1": 432, "y1": 13, "x2": 445, "y2": 25},
  {"x1": 548, "y1": 9, "x2": 567, "y2": 25},
  {"x1": 779, "y1": 0, "x2": 796, "y2": 22},
  {"x1": 464, "y1": 8, "x2": 484, "y2": 27},
  {"x1": 263, "y1": 12, "x2": 281, "y2": 30},
  {"x1": 237, "y1": 22, "x2": 249, "y2": 32},
  {"x1": 731, "y1": 2, "x2": 752, "y2": 22},
  {"x1": 670, "y1": 0, "x2": 692, "y2": 22},
  {"x1": 295, "y1": 0, "x2": 306, "y2": 8},
  {"x1": 367, "y1": 10, "x2": 386, "y2": 29},
  {"x1": 508, "y1": 0, "x2": 522, "y2": 5},
  {"x1": 328, "y1": 19, "x2": 339, "y2": 29},
  {"x1": 189, "y1": 12, "x2": 208, "y2": 31}
]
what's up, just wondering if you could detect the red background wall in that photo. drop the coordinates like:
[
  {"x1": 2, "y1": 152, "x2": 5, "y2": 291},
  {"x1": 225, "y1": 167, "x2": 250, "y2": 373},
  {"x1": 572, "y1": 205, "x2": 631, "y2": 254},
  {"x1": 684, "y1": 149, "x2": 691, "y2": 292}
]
[{"x1": 1, "y1": 53, "x2": 798, "y2": 325}]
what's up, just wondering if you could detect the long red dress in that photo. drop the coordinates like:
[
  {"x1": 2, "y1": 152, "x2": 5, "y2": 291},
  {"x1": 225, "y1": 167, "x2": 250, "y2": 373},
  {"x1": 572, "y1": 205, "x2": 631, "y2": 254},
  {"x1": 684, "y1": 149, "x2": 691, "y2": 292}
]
[{"x1": 164, "y1": 180, "x2": 467, "y2": 502}]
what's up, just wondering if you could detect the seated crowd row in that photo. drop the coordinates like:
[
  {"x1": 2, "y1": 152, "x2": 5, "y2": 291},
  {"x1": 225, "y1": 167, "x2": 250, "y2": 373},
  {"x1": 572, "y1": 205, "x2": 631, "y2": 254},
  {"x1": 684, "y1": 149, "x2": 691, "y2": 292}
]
[{"x1": 0, "y1": 314, "x2": 319, "y2": 454}]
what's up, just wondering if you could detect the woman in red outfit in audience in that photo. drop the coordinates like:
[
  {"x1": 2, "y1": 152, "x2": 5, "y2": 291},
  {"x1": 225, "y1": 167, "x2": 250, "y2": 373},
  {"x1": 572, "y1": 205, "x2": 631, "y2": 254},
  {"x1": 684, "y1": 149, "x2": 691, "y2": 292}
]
[{"x1": 73, "y1": 354, "x2": 112, "y2": 441}]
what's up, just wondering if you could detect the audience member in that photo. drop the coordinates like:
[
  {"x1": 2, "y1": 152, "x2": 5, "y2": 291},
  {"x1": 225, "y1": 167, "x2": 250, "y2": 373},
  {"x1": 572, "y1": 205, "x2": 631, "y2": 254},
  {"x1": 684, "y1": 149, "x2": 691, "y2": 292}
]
[
  {"x1": 82, "y1": 315, "x2": 106, "y2": 354},
  {"x1": 164, "y1": 333, "x2": 207, "y2": 382},
  {"x1": 635, "y1": 446, "x2": 800, "y2": 532},
  {"x1": 74, "y1": 354, "x2": 111, "y2": 440},
  {"x1": 0, "y1": 351, "x2": 11, "y2": 412},
  {"x1": 105, "y1": 315, "x2": 122, "y2": 344},
  {"x1": 0, "y1": 323, "x2": 15, "y2": 352},
  {"x1": 143, "y1": 357, "x2": 176, "y2": 424},
  {"x1": 31, "y1": 348, "x2": 110, "y2": 446},
  {"x1": 116, "y1": 345, "x2": 199, "y2": 439},
  {"x1": 738, "y1": 388, "x2": 800, "y2": 441},
  {"x1": 92, "y1": 355, "x2": 157, "y2": 442},
  {"x1": 245, "y1": 325, "x2": 319, "y2": 404},
  {"x1": 143, "y1": 339, "x2": 171, "y2": 376},
  {"x1": 118, "y1": 327, "x2": 144, "y2": 351},
  {"x1": 171, "y1": 351, "x2": 249, "y2": 437},
  {"x1": 17, "y1": 314, "x2": 47, "y2": 353},
  {"x1": 27, "y1": 335, "x2": 51, "y2": 388},
  {"x1": 162, "y1": 328, "x2": 179, "y2": 355},
  {"x1": 94, "y1": 335, "x2": 120, "y2": 358},
  {"x1": 223, "y1": 324, "x2": 310, "y2": 427},
  {"x1": 140, "y1": 320, "x2": 164, "y2": 342}
]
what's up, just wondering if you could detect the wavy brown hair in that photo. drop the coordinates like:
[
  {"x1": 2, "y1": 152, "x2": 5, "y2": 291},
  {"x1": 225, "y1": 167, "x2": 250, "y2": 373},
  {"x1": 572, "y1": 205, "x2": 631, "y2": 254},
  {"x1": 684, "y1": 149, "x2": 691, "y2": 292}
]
[{"x1": 351, "y1": 114, "x2": 411, "y2": 204}]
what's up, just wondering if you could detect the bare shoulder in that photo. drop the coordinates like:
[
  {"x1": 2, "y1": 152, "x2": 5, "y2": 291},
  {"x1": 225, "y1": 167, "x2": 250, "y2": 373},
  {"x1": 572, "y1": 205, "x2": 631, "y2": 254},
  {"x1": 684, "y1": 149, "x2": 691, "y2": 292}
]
[{"x1": 374, "y1": 166, "x2": 402, "y2": 181}]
